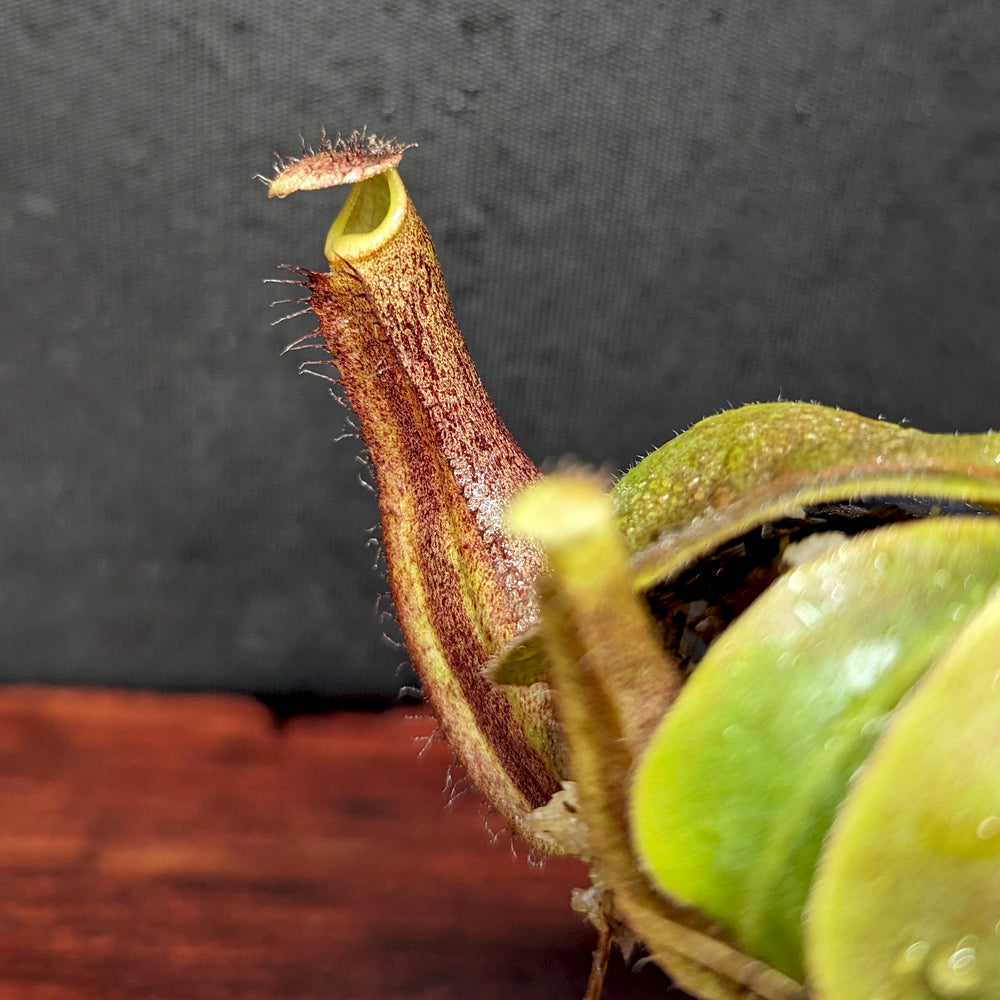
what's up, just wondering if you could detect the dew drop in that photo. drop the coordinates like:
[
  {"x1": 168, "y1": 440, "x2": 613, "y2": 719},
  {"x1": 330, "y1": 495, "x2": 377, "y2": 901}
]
[
  {"x1": 975, "y1": 815, "x2": 1000, "y2": 840},
  {"x1": 793, "y1": 597, "x2": 822, "y2": 628},
  {"x1": 949, "y1": 808, "x2": 973, "y2": 836},
  {"x1": 895, "y1": 939, "x2": 930, "y2": 972},
  {"x1": 922, "y1": 939, "x2": 981, "y2": 998},
  {"x1": 861, "y1": 713, "x2": 891, "y2": 738}
]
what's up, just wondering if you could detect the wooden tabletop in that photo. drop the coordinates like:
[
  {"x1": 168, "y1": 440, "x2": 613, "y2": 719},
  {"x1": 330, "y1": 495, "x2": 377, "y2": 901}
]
[{"x1": 0, "y1": 686, "x2": 675, "y2": 1000}]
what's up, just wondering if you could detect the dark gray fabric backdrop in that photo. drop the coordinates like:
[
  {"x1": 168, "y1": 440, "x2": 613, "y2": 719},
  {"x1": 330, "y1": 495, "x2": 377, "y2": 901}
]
[{"x1": 2, "y1": 1, "x2": 997, "y2": 695}]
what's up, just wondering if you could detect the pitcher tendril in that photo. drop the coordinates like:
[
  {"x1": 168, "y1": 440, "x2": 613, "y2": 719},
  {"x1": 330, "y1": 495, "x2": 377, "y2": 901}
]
[{"x1": 265, "y1": 130, "x2": 1000, "y2": 1000}]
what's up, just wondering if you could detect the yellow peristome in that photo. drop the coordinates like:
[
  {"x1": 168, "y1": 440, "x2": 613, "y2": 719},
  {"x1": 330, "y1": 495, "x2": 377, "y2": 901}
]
[{"x1": 324, "y1": 168, "x2": 409, "y2": 263}]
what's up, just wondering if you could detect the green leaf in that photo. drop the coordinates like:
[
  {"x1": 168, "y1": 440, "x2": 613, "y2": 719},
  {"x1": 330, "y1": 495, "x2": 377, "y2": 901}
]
[
  {"x1": 629, "y1": 516, "x2": 1000, "y2": 982},
  {"x1": 615, "y1": 403, "x2": 1000, "y2": 592},
  {"x1": 807, "y1": 585, "x2": 1000, "y2": 1000}
]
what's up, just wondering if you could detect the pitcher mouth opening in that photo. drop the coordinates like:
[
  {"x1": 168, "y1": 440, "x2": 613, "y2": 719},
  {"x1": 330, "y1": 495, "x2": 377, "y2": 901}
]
[{"x1": 324, "y1": 168, "x2": 408, "y2": 263}]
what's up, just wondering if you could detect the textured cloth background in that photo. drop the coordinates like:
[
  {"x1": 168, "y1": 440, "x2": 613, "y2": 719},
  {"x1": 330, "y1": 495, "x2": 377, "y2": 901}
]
[{"x1": 2, "y1": 1, "x2": 998, "y2": 695}]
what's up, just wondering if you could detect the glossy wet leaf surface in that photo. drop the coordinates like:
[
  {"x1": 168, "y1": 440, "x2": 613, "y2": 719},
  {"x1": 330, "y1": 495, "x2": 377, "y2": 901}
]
[
  {"x1": 630, "y1": 516, "x2": 1000, "y2": 982},
  {"x1": 807, "y1": 587, "x2": 1000, "y2": 1000}
]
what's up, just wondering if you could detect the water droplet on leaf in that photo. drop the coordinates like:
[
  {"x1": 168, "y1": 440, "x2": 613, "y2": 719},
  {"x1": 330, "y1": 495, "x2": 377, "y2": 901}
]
[
  {"x1": 922, "y1": 940, "x2": 982, "y2": 998},
  {"x1": 975, "y1": 815, "x2": 1000, "y2": 840},
  {"x1": 898, "y1": 940, "x2": 930, "y2": 971}
]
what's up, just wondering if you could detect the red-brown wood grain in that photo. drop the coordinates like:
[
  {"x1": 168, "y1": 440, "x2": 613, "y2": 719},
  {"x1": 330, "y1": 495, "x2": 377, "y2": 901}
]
[{"x1": 0, "y1": 686, "x2": 673, "y2": 1000}]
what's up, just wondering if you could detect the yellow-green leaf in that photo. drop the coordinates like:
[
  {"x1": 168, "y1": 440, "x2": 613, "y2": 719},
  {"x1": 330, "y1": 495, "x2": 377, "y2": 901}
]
[
  {"x1": 807, "y1": 584, "x2": 1000, "y2": 1000},
  {"x1": 630, "y1": 516, "x2": 1000, "y2": 982}
]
